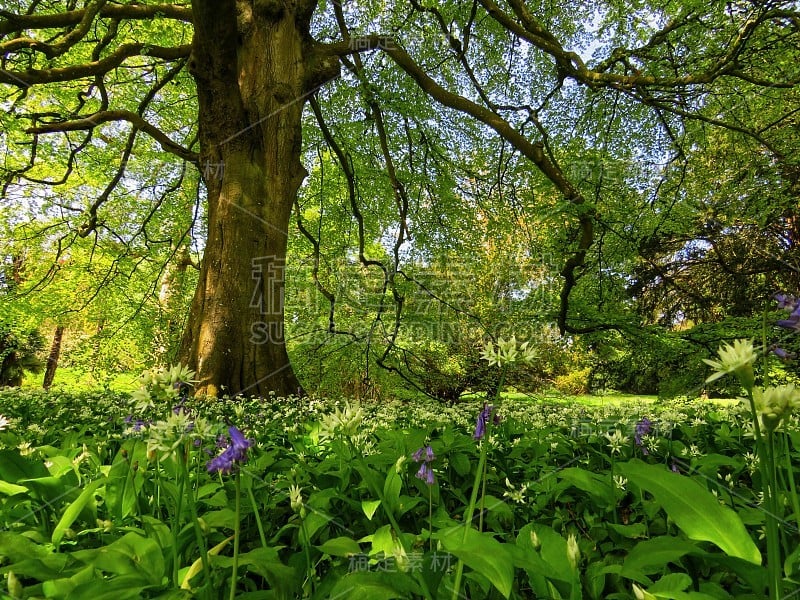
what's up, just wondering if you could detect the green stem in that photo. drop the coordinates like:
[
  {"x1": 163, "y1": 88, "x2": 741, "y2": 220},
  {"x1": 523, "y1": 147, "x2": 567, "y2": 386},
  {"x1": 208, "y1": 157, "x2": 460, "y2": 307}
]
[
  {"x1": 246, "y1": 480, "x2": 268, "y2": 549},
  {"x1": 782, "y1": 431, "x2": 800, "y2": 534},
  {"x1": 428, "y1": 484, "x2": 434, "y2": 554},
  {"x1": 173, "y1": 455, "x2": 185, "y2": 588},
  {"x1": 450, "y1": 369, "x2": 505, "y2": 600},
  {"x1": 478, "y1": 454, "x2": 489, "y2": 532},
  {"x1": 300, "y1": 517, "x2": 314, "y2": 595},
  {"x1": 229, "y1": 470, "x2": 241, "y2": 600},
  {"x1": 181, "y1": 446, "x2": 210, "y2": 597},
  {"x1": 765, "y1": 431, "x2": 782, "y2": 600},
  {"x1": 610, "y1": 451, "x2": 618, "y2": 525}
]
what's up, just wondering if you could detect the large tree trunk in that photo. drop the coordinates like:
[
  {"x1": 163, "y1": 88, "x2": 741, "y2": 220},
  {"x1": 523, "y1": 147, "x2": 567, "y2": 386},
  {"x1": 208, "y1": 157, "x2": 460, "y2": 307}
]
[
  {"x1": 180, "y1": 0, "x2": 338, "y2": 398},
  {"x1": 42, "y1": 325, "x2": 64, "y2": 390}
]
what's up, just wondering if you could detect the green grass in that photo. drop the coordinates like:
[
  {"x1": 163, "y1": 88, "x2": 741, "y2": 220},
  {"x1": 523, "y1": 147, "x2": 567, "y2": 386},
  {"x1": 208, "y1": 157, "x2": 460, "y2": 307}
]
[
  {"x1": 21, "y1": 366, "x2": 140, "y2": 393},
  {"x1": 461, "y1": 389, "x2": 659, "y2": 405}
]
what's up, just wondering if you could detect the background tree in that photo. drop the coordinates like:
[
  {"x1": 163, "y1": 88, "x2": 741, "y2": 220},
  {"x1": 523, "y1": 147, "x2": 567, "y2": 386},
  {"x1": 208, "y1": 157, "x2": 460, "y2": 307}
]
[{"x1": 1, "y1": 0, "x2": 798, "y2": 397}]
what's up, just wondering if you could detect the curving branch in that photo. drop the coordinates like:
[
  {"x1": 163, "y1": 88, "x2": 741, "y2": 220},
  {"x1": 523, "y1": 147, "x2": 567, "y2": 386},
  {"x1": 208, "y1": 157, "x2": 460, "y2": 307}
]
[
  {"x1": 0, "y1": 4, "x2": 192, "y2": 36},
  {"x1": 480, "y1": 0, "x2": 799, "y2": 90},
  {"x1": 376, "y1": 41, "x2": 594, "y2": 334},
  {"x1": 0, "y1": 43, "x2": 191, "y2": 87},
  {"x1": 26, "y1": 109, "x2": 198, "y2": 163}
]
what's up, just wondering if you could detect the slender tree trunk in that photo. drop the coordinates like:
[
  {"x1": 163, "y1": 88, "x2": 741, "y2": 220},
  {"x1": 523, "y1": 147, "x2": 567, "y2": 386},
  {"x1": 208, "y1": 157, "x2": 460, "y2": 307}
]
[
  {"x1": 180, "y1": 0, "x2": 338, "y2": 398},
  {"x1": 42, "y1": 325, "x2": 65, "y2": 389}
]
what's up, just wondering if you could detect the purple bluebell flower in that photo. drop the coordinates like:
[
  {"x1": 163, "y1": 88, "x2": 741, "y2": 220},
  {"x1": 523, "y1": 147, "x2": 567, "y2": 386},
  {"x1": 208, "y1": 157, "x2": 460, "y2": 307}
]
[
  {"x1": 415, "y1": 462, "x2": 435, "y2": 486},
  {"x1": 670, "y1": 460, "x2": 680, "y2": 473},
  {"x1": 411, "y1": 445, "x2": 436, "y2": 485},
  {"x1": 473, "y1": 403, "x2": 496, "y2": 440},
  {"x1": 634, "y1": 418, "x2": 651, "y2": 455},
  {"x1": 207, "y1": 426, "x2": 252, "y2": 474},
  {"x1": 771, "y1": 345, "x2": 795, "y2": 360},
  {"x1": 775, "y1": 294, "x2": 800, "y2": 332},
  {"x1": 412, "y1": 445, "x2": 435, "y2": 463},
  {"x1": 777, "y1": 315, "x2": 800, "y2": 332},
  {"x1": 774, "y1": 293, "x2": 799, "y2": 311}
]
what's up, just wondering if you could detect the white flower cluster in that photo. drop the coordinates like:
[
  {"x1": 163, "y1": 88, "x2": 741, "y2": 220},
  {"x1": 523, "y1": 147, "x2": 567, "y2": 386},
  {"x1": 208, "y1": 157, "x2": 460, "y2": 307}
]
[{"x1": 480, "y1": 336, "x2": 536, "y2": 368}]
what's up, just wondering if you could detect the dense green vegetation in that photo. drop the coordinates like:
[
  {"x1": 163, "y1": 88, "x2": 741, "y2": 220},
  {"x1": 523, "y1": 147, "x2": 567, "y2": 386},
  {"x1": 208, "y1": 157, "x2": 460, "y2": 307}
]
[
  {"x1": 0, "y1": 343, "x2": 799, "y2": 598},
  {"x1": 2, "y1": 0, "x2": 800, "y2": 597}
]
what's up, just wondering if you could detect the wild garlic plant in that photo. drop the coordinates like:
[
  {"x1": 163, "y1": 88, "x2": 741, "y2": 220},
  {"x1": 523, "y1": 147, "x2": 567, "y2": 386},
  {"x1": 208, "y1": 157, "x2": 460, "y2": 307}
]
[
  {"x1": 450, "y1": 336, "x2": 535, "y2": 600},
  {"x1": 703, "y1": 294, "x2": 800, "y2": 600}
]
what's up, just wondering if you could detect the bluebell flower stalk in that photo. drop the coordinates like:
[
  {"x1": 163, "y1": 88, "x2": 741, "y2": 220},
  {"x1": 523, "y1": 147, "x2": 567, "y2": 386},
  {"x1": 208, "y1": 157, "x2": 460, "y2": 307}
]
[
  {"x1": 412, "y1": 445, "x2": 436, "y2": 485},
  {"x1": 207, "y1": 426, "x2": 252, "y2": 474}
]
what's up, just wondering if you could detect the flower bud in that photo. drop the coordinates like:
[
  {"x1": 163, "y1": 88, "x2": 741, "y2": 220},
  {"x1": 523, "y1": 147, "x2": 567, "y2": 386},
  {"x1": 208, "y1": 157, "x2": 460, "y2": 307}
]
[
  {"x1": 530, "y1": 530, "x2": 541, "y2": 551},
  {"x1": 7, "y1": 571, "x2": 23, "y2": 598},
  {"x1": 633, "y1": 584, "x2": 658, "y2": 600},
  {"x1": 566, "y1": 533, "x2": 580, "y2": 569}
]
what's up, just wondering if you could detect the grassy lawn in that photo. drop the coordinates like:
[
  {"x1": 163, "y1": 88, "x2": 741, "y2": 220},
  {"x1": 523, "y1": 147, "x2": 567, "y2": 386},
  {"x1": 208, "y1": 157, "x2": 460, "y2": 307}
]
[
  {"x1": 21, "y1": 366, "x2": 140, "y2": 393},
  {"x1": 461, "y1": 389, "x2": 659, "y2": 406}
]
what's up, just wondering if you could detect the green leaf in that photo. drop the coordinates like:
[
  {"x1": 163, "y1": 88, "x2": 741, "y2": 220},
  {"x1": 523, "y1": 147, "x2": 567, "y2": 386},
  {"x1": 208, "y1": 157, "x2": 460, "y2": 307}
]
[
  {"x1": 0, "y1": 449, "x2": 49, "y2": 482},
  {"x1": 438, "y1": 526, "x2": 514, "y2": 598},
  {"x1": 42, "y1": 564, "x2": 96, "y2": 598},
  {"x1": 621, "y1": 460, "x2": 761, "y2": 564},
  {"x1": 52, "y1": 478, "x2": 104, "y2": 547},
  {"x1": 558, "y1": 467, "x2": 615, "y2": 506},
  {"x1": 328, "y1": 571, "x2": 420, "y2": 600},
  {"x1": 383, "y1": 469, "x2": 402, "y2": 517},
  {"x1": 650, "y1": 572, "x2": 692, "y2": 592},
  {"x1": 18, "y1": 476, "x2": 65, "y2": 503},
  {"x1": 608, "y1": 522, "x2": 649, "y2": 539},
  {"x1": 66, "y1": 574, "x2": 155, "y2": 600},
  {"x1": 0, "y1": 532, "x2": 71, "y2": 580},
  {"x1": 317, "y1": 537, "x2": 362, "y2": 557},
  {"x1": 449, "y1": 452, "x2": 471, "y2": 476},
  {"x1": 622, "y1": 536, "x2": 699, "y2": 576},
  {"x1": 219, "y1": 547, "x2": 300, "y2": 599},
  {"x1": 71, "y1": 532, "x2": 165, "y2": 586},
  {"x1": 0, "y1": 480, "x2": 28, "y2": 496},
  {"x1": 362, "y1": 499, "x2": 381, "y2": 521}
]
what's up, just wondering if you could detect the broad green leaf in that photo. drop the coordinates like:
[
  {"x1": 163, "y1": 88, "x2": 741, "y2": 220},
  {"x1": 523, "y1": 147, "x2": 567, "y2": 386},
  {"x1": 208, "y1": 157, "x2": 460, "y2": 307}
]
[
  {"x1": 383, "y1": 469, "x2": 402, "y2": 517},
  {"x1": 0, "y1": 449, "x2": 49, "y2": 482},
  {"x1": 558, "y1": 467, "x2": 615, "y2": 506},
  {"x1": 608, "y1": 522, "x2": 649, "y2": 539},
  {"x1": 0, "y1": 480, "x2": 28, "y2": 496},
  {"x1": 105, "y1": 440, "x2": 146, "y2": 520},
  {"x1": 438, "y1": 526, "x2": 514, "y2": 598},
  {"x1": 42, "y1": 564, "x2": 96, "y2": 598},
  {"x1": 622, "y1": 537, "x2": 699, "y2": 576},
  {"x1": 18, "y1": 476, "x2": 65, "y2": 503},
  {"x1": 512, "y1": 523, "x2": 579, "y2": 599},
  {"x1": 72, "y1": 532, "x2": 164, "y2": 586},
  {"x1": 621, "y1": 460, "x2": 761, "y2": 564},
  {"x1": 0, "y1": 532, "x2": 71, "y2": 580},
  {"x1": 66, "y1": 574, "x2": 155, "y2": 600},
  {"x1": 449, "y1": 452, "x2": 471, "y2": 476},
  {"x1": 317, "y1": 537, "x2": 362, "y2": 557},
  {"x1": 52, "y1": 478, "x2": 104, "y2": 547},
  {"x1": 202, "y1": 508, "x2": 237, "y2": 530},
  {"x1": 650, "y1": 572, "x2": 692, "y2": 592},
  {"x1": 217, "y1": 546, "x2": 300, "y2": 599},
  {"x1": 328, "y1": 571, "x2": 420, "y2": 600}
]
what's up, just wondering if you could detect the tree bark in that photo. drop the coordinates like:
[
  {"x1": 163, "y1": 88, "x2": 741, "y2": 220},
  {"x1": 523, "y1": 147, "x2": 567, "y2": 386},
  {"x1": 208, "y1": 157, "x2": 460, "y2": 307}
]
[
  {"x1": 180, "y1": 0, "x2": 338, "y2": 398},
  {"x1": 42, "y1": 325, "x2": 64, "y2": 390}
]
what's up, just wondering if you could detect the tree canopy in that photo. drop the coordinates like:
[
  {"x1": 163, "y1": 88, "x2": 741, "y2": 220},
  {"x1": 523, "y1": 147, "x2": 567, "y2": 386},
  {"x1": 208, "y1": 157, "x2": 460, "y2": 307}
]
[{"x1": 1, "y1": 0, "x2": 798, "y2": 396}]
